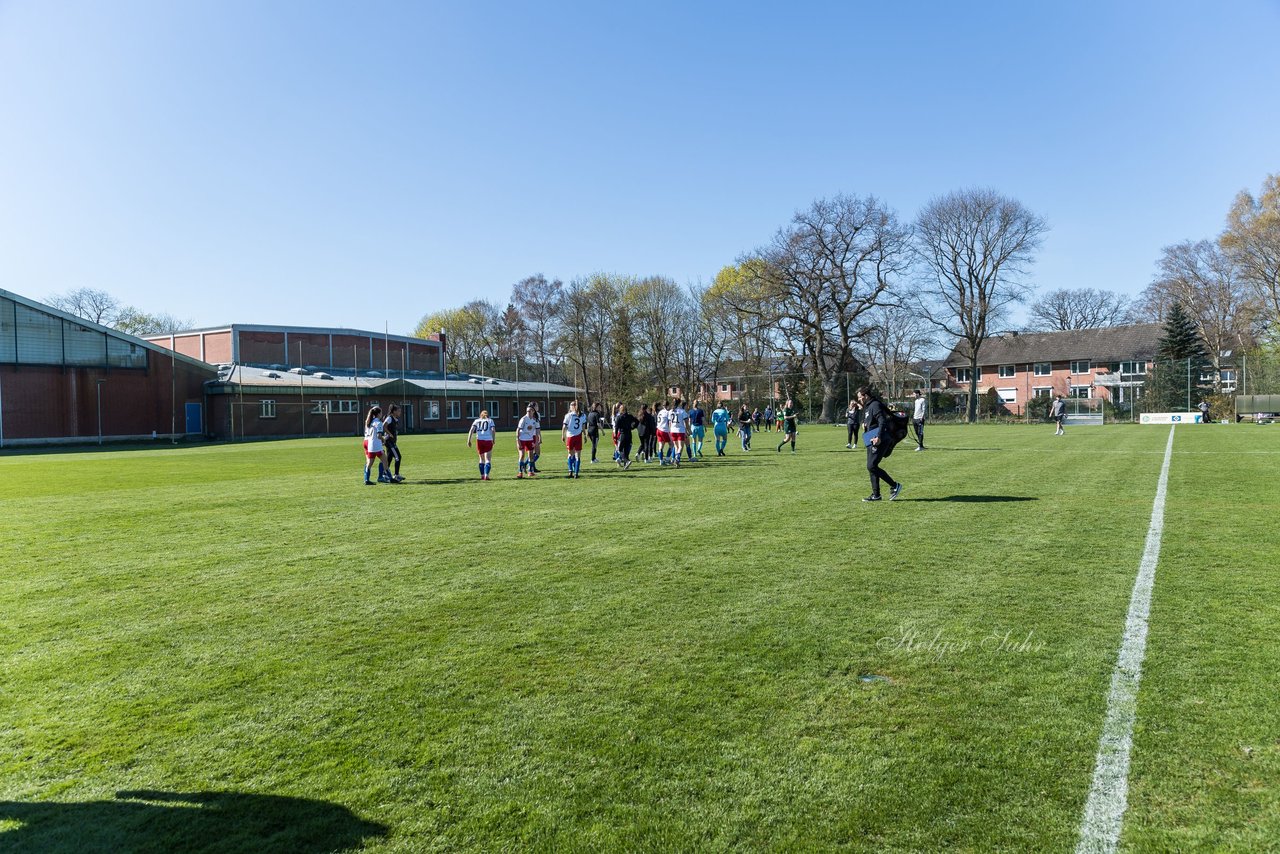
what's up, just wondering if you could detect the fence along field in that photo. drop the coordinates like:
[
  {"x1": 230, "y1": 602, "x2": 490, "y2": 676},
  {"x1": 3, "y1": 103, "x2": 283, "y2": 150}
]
[{"x1": 0, "y1": 423, "x2": 1276, "y2": 851}]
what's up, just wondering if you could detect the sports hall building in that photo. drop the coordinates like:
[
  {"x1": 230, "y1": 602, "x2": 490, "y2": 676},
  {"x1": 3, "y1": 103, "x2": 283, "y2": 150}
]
[
  {"x1": 1, "y1": 290, "x2": 580, "y2": 446},
  {"x1": 143, "y1": 323, "x2": 580, "y2": 440},
  {"x1": 0, "y1": 288, "x2": 217, "y2": 446}
]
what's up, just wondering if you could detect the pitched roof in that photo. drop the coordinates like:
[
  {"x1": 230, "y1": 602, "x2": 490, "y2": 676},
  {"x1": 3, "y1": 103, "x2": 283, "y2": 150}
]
[{"x1": 943, "y1": 323, "x2": 1163, "y2": 367}]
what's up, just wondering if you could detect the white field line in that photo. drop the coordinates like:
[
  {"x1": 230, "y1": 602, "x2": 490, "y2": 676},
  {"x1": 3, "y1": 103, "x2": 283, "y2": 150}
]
[{"x1": 1075, "y1": 425, "x2": 1176, "y2": 854}]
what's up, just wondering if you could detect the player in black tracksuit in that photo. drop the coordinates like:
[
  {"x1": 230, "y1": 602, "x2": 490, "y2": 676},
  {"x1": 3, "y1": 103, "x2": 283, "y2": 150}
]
[
  {"x1": 857, "y1": 387, "x2": 900, "y2": 502},
  {"x1": 612, "y1": 405, "x2": 638, "y2": 469}
]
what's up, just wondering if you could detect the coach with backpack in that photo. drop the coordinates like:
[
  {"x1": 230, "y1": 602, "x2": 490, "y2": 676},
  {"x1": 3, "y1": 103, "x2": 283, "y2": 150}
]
[{"x1": 857, "y1": 386, "x2": 902, "y2": 502}]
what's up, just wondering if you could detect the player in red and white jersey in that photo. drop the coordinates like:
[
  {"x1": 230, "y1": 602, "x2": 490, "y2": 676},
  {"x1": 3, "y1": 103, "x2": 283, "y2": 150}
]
[
  {"x1": 655, "y1": 401, "x2": 673, "y2": 466},
  {"x1": 668, "y1": 399, "x2": 689, "y2": 468},
  {"x1": 515, "y1": 403, "x2": 541, "y2": 478},
  {"x1": 561, "y1": 399, "x2": 587, "y2": 479},
  {"x1": 361, "y1": 405, "x2": 387, "y2": 485},
  {"x1": 466, "y1": 409, "x2": 497, "y2": 480}
]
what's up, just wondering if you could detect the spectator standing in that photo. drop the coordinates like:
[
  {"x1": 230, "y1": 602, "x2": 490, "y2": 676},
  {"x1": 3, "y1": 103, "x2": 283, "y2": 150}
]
[
  {"x1": 911, "y1": 390, "x2": 927, "y2": 451},
  {"x1": 845, "y1": 399, "x2": 861, "y2": 449}
]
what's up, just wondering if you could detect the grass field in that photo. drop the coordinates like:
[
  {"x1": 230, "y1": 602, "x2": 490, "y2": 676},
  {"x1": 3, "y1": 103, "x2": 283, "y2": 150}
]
[{"x1": 2, "y1": 423, "x2": 1278, "y2": 852}]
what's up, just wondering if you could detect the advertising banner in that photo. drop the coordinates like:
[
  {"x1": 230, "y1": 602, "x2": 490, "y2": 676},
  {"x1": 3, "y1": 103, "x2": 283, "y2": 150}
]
[{"x1": 1139, "y1": 412, "x2": 1203, "y2": 425}]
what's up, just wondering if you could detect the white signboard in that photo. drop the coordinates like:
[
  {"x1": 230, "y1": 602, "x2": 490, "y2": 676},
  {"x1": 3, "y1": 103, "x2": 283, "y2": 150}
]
[{"x1": 1139, "y1": 412, "x2": 1203, "y2": 425}]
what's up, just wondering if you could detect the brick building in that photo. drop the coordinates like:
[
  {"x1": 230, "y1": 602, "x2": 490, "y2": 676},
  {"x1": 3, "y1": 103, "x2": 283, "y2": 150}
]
[
  {"x1": 144, "y1": 324, "x2": 445, "y2": 375},
  {"x1": 0, "y1": 288, "x2": 217, "y2": 446},
  {"x1": 940, "y1": 324, "x2": 1164, "y2": 415}
]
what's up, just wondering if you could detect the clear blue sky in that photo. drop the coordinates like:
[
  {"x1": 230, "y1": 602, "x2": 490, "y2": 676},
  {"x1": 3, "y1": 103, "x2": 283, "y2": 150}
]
[{"x1": 2, "y1": 0, "x2": 1277, "y2": 335}]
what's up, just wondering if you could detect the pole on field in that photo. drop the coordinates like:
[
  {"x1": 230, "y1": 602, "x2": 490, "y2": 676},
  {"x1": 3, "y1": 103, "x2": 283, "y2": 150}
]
[
  {"x1": 354, "y1": 345, "x2": 360, "y2": 433},
  {"x1": 0, "y1": 374, "x2": 5, "y2": 449},
  {"x1": 299, "y1": 340, "x2": 306, "y2": 439},
  {"x1": 171, "y1": 351, "x2": 177, "y2": 443},
  {"x1": 236, "y1": 364, "x2": 245, "y2": 441},
  {"x1": 96, "y1": 379, "x2": 106, "y2": 445},
  {"x1": 1186, "y1": 357, "x2": 1191, "y2": 412}
]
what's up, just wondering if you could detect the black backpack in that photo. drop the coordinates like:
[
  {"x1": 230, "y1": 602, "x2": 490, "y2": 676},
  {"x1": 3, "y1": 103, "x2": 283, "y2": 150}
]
[{"x1": 880, "y1": 408, "x2": 910, "y2": 456}]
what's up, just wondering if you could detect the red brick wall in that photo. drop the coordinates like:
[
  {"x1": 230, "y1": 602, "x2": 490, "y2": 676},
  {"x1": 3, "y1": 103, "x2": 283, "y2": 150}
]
[{"x1": 1, "y1": 358, "x2": 215, "y2": 442}]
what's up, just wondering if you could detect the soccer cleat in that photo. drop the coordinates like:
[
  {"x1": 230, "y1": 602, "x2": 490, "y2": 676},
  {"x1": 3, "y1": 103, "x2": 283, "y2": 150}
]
[
  {"x1": 889, "y1": 483, "x2": 903, "y2": 501},
  {"x1": 516, "y1": 473, "x2": 524, "y2": 479},
  {"x1": 364, "y1": 480, "x2": 376, "y2": 485},
  {"x1": 863, "y1": 495, "x2": 881, "y2": 502},
  {"x1": 846, "y1": 443, "x2": 852, "y2": 449}
]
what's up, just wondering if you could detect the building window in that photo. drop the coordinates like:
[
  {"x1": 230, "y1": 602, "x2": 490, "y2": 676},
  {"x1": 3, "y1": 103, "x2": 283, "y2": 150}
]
[
  {"x1": 467, "y1": 400, "x2": 480, "y2": 419},
  {"x1": 720, "y1": 383, "x2": 730, "y2": 392},
  {"x1": 260, "y1": 400, "x2": 277, "y2": 418},
  {"x1": 1119, "y1": 361, "x2": 1147, "y2": 375},
  {"x1": 549, "y1": 400, "x2": 557, "y2": 418},
  {"x1": 956, "y1": 367, "x2": 981, "y2": 383},
  {"x1": 998, "y1": 364, "x2": 1015, "y2": 378},
  {"x1": 1220, "y1": 369, "x2": 1237, "y2": 385},
  {"x1": 1033, "y1": 387, "x2": 1053, "y2": 398},
  {"x1": 311, "y1": 400, "x2": 331, "y2": 414},
  {"x1": 487, "y1": 400, "x2": 499, "y2": 418},
  {"x1": 997, "y1": 388, "x2": 1017, "y2": 404},
  {"x1": 1070, "y1": 360, "x2": 1091, "y2": 374},
  {"x1": 448, "y1": 400, "x2": 461, "y2": 419},
  {"x1": 425, "y1": 401, "x2": 440, "y2": 420},
  {"x1": 337, "y1": 399, "x2": 359, "y2": 414},
  {"x1": 1069, "y1": 386, "x2": 1092, "y2": 399},
  {"x1": 1033, "y1": 362, "x2": 1052, "y2": 376}
]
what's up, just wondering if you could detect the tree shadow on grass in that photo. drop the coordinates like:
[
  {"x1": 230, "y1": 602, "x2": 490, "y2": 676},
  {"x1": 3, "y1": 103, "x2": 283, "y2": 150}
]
[
  {"x1": 0, "y1": 790, "x2": 386, "y2": 854},
  {"x1": 904, "y1": 495, "x2": 1038, "y2": 503}
]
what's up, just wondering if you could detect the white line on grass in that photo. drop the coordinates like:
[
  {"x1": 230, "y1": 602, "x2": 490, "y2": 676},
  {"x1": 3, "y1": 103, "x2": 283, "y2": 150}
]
[{"x1": 1076, "y1": 425, "x2": 1175, "y2": 854}]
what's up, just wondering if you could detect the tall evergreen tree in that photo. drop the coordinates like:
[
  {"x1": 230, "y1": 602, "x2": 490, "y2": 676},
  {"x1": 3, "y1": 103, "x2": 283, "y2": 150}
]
[{"x1": 1149, "y1": 302, "x2": 1210, "y2": 410}]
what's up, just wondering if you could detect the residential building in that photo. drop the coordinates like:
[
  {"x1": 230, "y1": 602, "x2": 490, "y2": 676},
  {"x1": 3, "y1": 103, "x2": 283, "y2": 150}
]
[{"x1": 940, "y1": 324, "x2": 1164, "y2": 415}]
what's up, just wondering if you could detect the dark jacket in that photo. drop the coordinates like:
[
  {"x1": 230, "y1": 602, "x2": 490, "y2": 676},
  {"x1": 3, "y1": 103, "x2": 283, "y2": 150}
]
[{"x1": 861, "y1": 399, "x2": 888, "y2": 434}]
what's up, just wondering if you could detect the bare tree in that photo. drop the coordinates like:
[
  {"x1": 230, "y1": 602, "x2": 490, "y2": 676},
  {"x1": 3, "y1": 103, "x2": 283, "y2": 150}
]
[
  {"x1": 509, "y1": 274, "x2": 563, "y2": 370},
  {"x1": 1144, "y1": 240, "x2": 1260, "y2": 393},
  {"x1": 729, "y1": 195, "x2": 911, "y2": 421},
  {"x1": 915, "y1": 188, "x2": 1048, "y2": 422},
  {"x1": 859, "y1": 303, "x2": 938, "y2": 398},
  {"x1": 113, "y1": 308, "x2": 194, "y2": 336},
  {"x1": 1220, "y1": 173, "x2": 1280, "y2": 335},
  {"x1": 46, "y1": 288, "x2": 121, "y2": 325},
  {"x1": 1026, "y1": 287, "x2": 1131, "y2": 331},
  {"x1": 626, "y1": 276, "x2": 685, "y2": 396}
]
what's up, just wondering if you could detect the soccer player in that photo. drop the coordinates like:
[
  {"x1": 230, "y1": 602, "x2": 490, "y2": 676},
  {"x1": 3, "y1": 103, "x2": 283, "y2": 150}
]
[
  {"x1": 466, "y1": 409, "x2": 497, "y2": 480},
  {"x1": 515, "y1": 403, "x2": 541, "y2": 478},
  {"x1": 668, "y1": 398, "x2": 688, "y2": 467},
  {"x1": 776, "y1": 398, "x2": 798, "y2": 453},
  {"x1": 1051, "y1": 394, "x2": 1066, "y2": 436},
  {"x1": 711, "y1": 402, "x2": 732, "y2": 456},
  {"x1": 528, "y1": 401, "x2": 543, "y2": 472},
  {"x1": 613, "y1": 404, "x2": 638, "y2": 469},
  {"x1": 611, "y1": 401, "x2": 623, "y2": 462},
  {"x1": 737, "y1": 404, "x2": 753, "y2": 451},
  {"x1": 562, "y1": 399, "x2": 587, "y2": 478},
  {"x1": 655, "y1": 400, "x2": 673, "y2": 465},
  {"x1": 362, "y1": 405, "x2": 387, "y2": 485},
  {"x1": 687, "y1": 400, "x2": 706, "y2": 459},
  {"x1": 638, "y1": 404, "x2": 656, "y2": 462},
  {"x1": 382, "y1": 404, "x2": 405, "y2": 481},
  {"x1": 586, "y1": 402, "x2": 604, "y2": 463}
]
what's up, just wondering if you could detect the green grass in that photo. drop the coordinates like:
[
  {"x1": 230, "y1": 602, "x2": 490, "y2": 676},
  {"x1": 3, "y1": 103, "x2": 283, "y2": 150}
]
[{"x1": 1, "y1": 424, "x2": 1277, "y2": 851}]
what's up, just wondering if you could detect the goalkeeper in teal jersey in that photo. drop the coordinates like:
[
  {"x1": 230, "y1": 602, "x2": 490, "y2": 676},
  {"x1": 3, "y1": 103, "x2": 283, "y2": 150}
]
[{"x1": 711, "y1": 403, "x2": 732, "y2": 456}]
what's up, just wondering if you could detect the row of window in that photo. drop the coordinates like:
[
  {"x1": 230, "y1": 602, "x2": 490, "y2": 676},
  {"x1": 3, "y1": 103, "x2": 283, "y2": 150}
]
[
  {"x1": 258, "y1": 399, "x2": 562, "y2": 420},
  {"x1": 957, "y1": 360, "x2": 1148, "y2": 382},
  {"x1": 985, "y1": 386, "x2": 1095, "y2": 405}
]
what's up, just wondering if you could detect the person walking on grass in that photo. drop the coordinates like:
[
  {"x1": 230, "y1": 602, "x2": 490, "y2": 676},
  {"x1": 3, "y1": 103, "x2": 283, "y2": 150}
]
[
  {"x1": 1051, "y1": 394, "x2": 1067, "y2": 436},
  {"x1": 362, "y1": 405, "x2": 388, "y2": 485},
  {"x1": 466, "y1": 409, "x2": 496, "y2": 480},
  {"x1": 382, "y1": 404, "x2": 405, "y2": 481},
  {"x1": 562, "y1": 399, "x2": 587, "y2": 479},
  {"x1": 613, "y1": 404, "x2": 638, "y2": 469},
  {"x1": 586, "y1": 401, "x2": 604, "y2": 463},
  {"x1": 516, "y1": 403, "x2": 541, "y2": 478},
  {"x1": 776, "y1": 398, "x2": 798, "y2": 453},
  {"x1": 858, "y1": 386, "x2": 901, "y2": 502},
  {"x1": 688, "y1": 400, "x2": 706, "y2": 459},
  {"x1": 763, "y1": 404, "x2": 774, "y2": 432},
  {"x1": 669, "y1": 398, "x2": 688, "y2": 467},
  {"x1": 845, "y1": 398, "x2": 861, "y2": 449},
  {"x1": 711, "y1": 401, "x2": 732, "y2": 456},
  {"x1": 911, "y1": 389, "x2": 927, "y2": 451},
  {"x1": 637, "y1": 403, "x2": 654, "y2": 462},
  {"x1": 737, "y1": 403, "x2": 753, "y2": 451}
]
